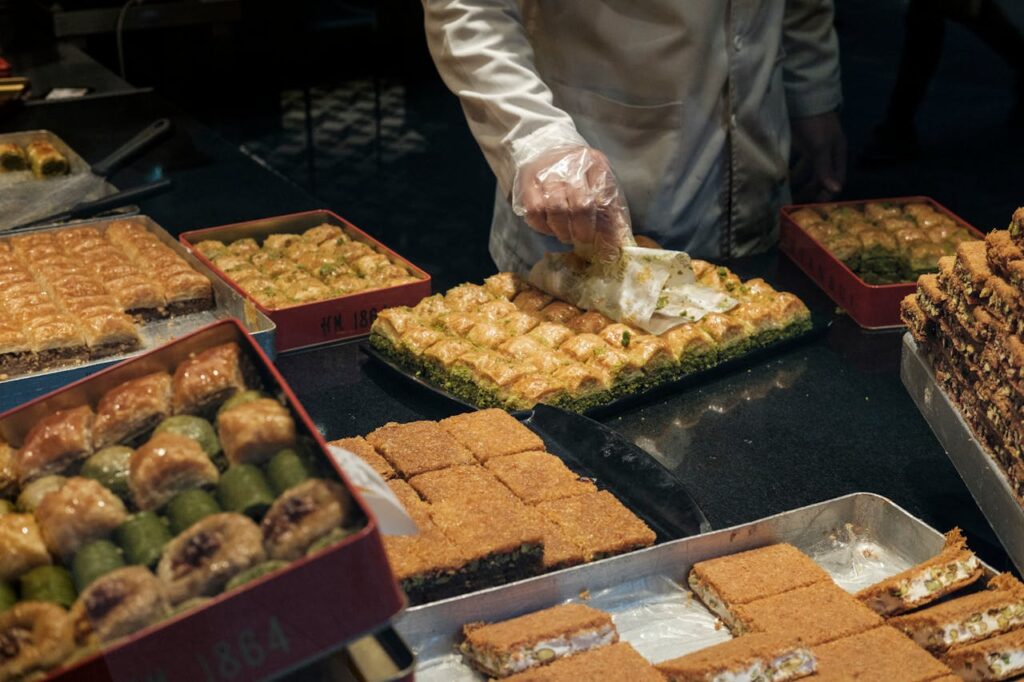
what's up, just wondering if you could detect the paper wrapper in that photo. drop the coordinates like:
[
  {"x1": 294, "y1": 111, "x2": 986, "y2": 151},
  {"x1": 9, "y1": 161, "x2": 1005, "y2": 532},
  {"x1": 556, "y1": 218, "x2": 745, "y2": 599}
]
[
  {"x1": 328, "y1": 445, "x2": 418, "y2": 536},
  {"x1": 528, "y1": 247, "x2": 737, "y2": 334}
]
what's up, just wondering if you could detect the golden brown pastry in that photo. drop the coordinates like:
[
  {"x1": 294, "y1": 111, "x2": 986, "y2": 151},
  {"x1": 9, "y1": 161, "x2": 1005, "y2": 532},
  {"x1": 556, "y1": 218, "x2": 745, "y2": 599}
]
[
  {"x1": 0, "y1": 513, "x2": 51, "y2": 581},
  {"x1": 69, "y1": 567, "x2": 169, "y2": 645},
  {"x1": 0, "y1": 442, "x2": 15, "y2": 498},
  {"x1": 34, "y1": 477, "x2": 128, "y2": 560},
  {"x1": 0, "y1": 142, "x2": 27, "y2": 172},
  {"x1": 261, "y1": 480, "x2": 352, "y2": 560},
  {"x1": 15, "y1": 405, "x2": 95, "y2": 485},
  {"x1": 129, "y1": 433, "x2": 219, "y2": 511},
  {"x1": 25, "y1": 140, "x2": 69, "y2": 178},
  {"x1": 171, "y1": 342, "x2": 249, "y2": 415},
  {"x1": 93, "y1": 372, "x2": 173, "y2": 448},
  {"x1": 156, "y1": 512, "x2": 266, "y2": 604},
  {"x1": 0, "y1": 602, "x2": 74, "y2": 681},
  {"x1": 216, "y1": 398, "x2": 296, "y2": 466}
]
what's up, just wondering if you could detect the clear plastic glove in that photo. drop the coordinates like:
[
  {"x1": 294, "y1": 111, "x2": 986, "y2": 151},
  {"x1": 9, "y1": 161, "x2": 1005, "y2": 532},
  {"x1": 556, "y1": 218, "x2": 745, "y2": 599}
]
[{"x1": 512, "y1": 145, "x2": 634, "y2": 263}]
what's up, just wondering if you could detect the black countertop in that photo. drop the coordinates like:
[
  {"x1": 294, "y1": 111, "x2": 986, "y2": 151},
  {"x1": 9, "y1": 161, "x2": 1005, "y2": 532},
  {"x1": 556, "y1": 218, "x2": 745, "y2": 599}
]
[{"x1": 3, "y1": 90, "x2": 1012, "y2": 572}]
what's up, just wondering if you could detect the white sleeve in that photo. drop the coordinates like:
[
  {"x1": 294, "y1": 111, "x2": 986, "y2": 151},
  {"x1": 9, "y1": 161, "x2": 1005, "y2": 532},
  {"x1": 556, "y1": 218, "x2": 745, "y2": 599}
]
[
  {"x1": 423, "y1": 0, "x2": 588, "y2": 195},
  {"x1": 781, "y1": 0, "x2": 843, "y2": 118}
]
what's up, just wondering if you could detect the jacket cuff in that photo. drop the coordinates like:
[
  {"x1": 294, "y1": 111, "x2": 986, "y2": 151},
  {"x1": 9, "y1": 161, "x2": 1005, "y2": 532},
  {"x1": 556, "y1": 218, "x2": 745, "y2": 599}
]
[{"x1": 786, "y1": 85, "x2": 843, "y2": 119}]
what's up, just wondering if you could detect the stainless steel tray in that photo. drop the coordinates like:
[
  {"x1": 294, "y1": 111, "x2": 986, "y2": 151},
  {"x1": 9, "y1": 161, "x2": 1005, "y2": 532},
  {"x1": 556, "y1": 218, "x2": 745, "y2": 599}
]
[
  {"x1": 0, "y1": 130, "x2": 121, "y2": 230},
  {"x1": 901, "y1": 332, "x2": 1024, "y2": 573},
  {"x1": 396, "y1": 492, "x2": 978, "y2": 680},
  {"x1": 0, "y1": 215, "x2": 277, "y2": 412}
]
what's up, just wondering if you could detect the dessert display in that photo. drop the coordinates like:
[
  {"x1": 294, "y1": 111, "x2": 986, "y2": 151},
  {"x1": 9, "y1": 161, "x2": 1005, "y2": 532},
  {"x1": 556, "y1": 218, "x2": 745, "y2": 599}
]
[
  {"x1": 192, "y1": 223, "x2": 422, "y2": 310},
  {"x1": 0, "y1": 341, "x2": 358, "y2": 681},
  {"x1": 0, "y1": 140, "x2": 68, "y2": 178},
  {"x1": 903, "y1": 208, "x2": 1024, "y2": 503},
  {"x1": 328, "y1": 409, "x2": 655, "y2": 605},
  {"x1": 788, "y1": 200, "x2": 976, "y2": 284},
  {"x1": 370, "y1": 264, "x2": 811, "y2": 412},
  {"x1": 429, "y1": 528, "x2": 1000, "y2": 681},
  {"x1": 0, "y1": 220, "x2": 213, "y2": 379}
]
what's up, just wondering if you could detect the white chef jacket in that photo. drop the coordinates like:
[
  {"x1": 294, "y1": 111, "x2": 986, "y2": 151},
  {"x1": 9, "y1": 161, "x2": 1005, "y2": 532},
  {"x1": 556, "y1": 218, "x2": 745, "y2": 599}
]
[{"x1": 423, "y1": 0, "x2": 842, "y2": 273}]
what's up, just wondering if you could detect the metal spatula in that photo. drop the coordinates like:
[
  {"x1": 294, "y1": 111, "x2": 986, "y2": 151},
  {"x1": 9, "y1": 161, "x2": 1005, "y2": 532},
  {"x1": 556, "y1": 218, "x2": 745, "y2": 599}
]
[{"x1": 0, "y1": 118, "x2": 173, "y2": 230}]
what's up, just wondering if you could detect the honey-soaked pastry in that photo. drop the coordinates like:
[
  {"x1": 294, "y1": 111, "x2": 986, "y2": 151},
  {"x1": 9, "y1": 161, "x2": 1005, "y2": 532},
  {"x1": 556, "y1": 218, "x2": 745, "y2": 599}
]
[
  {"x1": 35, "y1": 477, "x2": 128, "y2": 560},
  {"x1": 0, "y1": 142, "x2": 27, "y2": 172},
  {"x1": 15, "y1": 405, "x2": 95, "y2": 485},
  {"x1": 0, "y1": 602, "x2": 74, "y2": 681},
  {"x1": 69, "y1": 566, "x2": 169, "y2": 645},
  {"x1": 156, "y1": 512, "x2": 266, "y2": 604},
  {"x1": 0, "y1": 442, "x2": 16, "y2": 498},
  {"x1": 25, "y1": 140, "x2": 70, "y2": 178},
  {"x1": 260, "y1": 479, "x2": 352, "y2": 560},
  {"x1": 129, "y1": 432, "x2": 219, "y2": 511},
  {"x1": 0, "y1": 513, "x2": 51, "y2": 581},
  {"x1": 216, "y1": 398, "x2": 296, "y2": 466},
  {"x1": 171, "y1": 342, "x2": 249, "y2": 415},
  {"x1": 93, "y1": 372, "x2": 173, "y2": 448},
  {"x1": 371, "y1": 269, "x2": 810, "y2": 412}
]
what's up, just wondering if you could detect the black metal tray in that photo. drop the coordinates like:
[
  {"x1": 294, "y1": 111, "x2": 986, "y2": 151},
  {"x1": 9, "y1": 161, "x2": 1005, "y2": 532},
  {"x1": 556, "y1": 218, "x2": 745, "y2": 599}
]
[
  {"x1": 363, "y1": 302, "x2": 829, "y2": 418},
  {"x1": 518, "y1": 404, "x2": 709, "y2": 541}
]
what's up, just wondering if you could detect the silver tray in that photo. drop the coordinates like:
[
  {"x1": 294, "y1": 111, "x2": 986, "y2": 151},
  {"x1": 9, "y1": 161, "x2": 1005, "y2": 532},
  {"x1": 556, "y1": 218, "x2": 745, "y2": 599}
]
[
  {"x1": 397, "y1": 492, "x2": 979, "y2": 680},
  {"x1": 0, "y1": 130, "x2": 121, "y2": 229},
  {"x1": 0, "y1": 215, "x2": 276, "y2": 412},
  {"x1": 901, "y1": 332, "x2": 1024, "y2": 573}
]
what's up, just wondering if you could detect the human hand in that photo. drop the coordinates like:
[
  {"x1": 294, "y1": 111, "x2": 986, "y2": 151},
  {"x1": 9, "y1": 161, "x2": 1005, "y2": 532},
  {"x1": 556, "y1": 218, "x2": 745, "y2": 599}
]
[
  {"x1": 512, "y1": 145, "x2": 633, "y2": 263},
  {"x1": 791, "y1": 111, "x2": 847, "y2": 202}
]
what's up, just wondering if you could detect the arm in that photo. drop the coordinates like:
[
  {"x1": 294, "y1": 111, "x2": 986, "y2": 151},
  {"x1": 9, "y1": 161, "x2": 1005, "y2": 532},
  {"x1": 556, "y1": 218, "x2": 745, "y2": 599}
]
[
  {"x1": 782, "y1": 0, "x2": 846, "y2": 200},
  {"x1": 423, "y1": 0, "x2": 631, "y2": 260}
]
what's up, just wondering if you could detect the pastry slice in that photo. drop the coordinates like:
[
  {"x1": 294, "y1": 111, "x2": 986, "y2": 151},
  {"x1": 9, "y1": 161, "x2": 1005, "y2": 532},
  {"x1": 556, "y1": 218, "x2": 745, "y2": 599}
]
[
  {"x1": 460, "y1": 603, "x2": 617, "y2": 678},
  {"x1": 812, "y1": 626, "x2": 953, "y2": 682},
  {"x1": 657, "y1": 631, "x2": 816, "y2": 682},
  {"x1": 0, "y1": 142, "x2": 27, "y2": 171},
  {"x1": 15, "y1": 405, "x2": 95, "y2": 484},
  {"x1": 732, "y1": 581, "x2": 883, "y2": 646},
  {"x1": 93, "y1": 372, "x2": 173, "y2": 448},
  {"x1": 171, "y1": 342, "x2": 250, "y2": 415},
  {"x1": 485, "y1": 451, "x2": 596, "y2": 504},
  {"x1": 327, "y1": 436, "x2": 395, "y2": 479},
  {"x1": 216, "y1": 398, "x2": 296, "y2": 466},
  {"x1": 943, "y1": 626, "x2": 1024, "y2": 681},
  {"x1": 439, "y1": 409, "x2": 545, "y2": 462},
  {"x1": 367, "y1": 420, "x2": 475, "y2": 476},
  {"x1": 889, "y1": 573, "x2": 1024, "y2": 652},
  {"x1": 408, "y1": 465, "x2": 517, "y2": 505},
  {"x1": 26, "y1": 140, "x2": 69, "y2": 177},
  {"x1": 502, "y1": 642, "x2": 662, "y2": 681},
  {"x1": 856, "y1": 528, "x2": 983, "y2": 616},
  {"x1": 129, "y1": 432, "x2": 219, "y2": 510},
  {"x1": 535, "y1": 490, "x2": 655, "y2": 562},
  {"x1": 688, "y1": 543, "x2": 832, "y2": 627}
]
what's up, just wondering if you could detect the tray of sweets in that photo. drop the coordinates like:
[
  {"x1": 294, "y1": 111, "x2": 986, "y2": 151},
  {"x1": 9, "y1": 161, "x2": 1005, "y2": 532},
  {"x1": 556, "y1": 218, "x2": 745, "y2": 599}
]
[
  {"x1": 779, "y1": 196, "x2": 982, "y2": 329},
  {"x1": 0, "y1": 216, "x2": 276, "y2": 412},
  {"x1": 0, "y1": 319, "x2": 404, "y2": 682},
  {"x1": 179, "y1": 210, "x2": 431, "y2": 351},
  {"x1": 396, "y1": 492, "x2": 993, "y2": 680},
  {"x1": 367, "y1": 266, "x2": 827, "y2": 416},
  {"x1": 330, "y1": 405, "x2": 707, "y2": 607},
  {"x1": 902, "y1": 333, "x2": 1024, "y2": 575}
]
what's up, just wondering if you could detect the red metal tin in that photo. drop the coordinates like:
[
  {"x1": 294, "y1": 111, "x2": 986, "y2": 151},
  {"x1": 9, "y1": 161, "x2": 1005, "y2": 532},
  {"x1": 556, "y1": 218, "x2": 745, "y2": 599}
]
[
  {"x1": 179, "y1": 211, "x2": 431, "y2": 352},
  {"x1": 0, "y1": 319, "x2": 405, "y2": 682},
  {"x1": 779, "y1": 196, "x2": 983, "y2": 329}
]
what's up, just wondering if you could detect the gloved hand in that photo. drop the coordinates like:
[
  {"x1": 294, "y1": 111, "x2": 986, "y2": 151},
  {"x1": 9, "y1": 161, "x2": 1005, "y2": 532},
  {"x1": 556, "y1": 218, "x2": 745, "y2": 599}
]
[{"x1": 512, "y1": 145, "x2": 634, "y2": 263}]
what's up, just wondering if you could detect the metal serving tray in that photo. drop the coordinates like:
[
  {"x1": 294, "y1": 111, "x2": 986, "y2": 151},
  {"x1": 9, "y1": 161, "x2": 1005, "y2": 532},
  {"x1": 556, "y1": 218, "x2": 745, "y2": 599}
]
[
  {"x1": 780, "y1": 196, "x2": 982, "y2": 329},
  {"x1": 901, "y1": 333, "x2": 1024, "y2": 574},
  {"x1": 180, "y1": 210, "x2": 431, "y2": 352},
  {"x1": 1, "y1": 320, "x2": 405, "y2": 682},
  {"x1": 0, "y1": 129, "x2": 120, "y2": 230},
  {"x1": 0, "y1": 215, "x2": 276, "y2": 412},
  {"x1": 396, "y1": 492, "x2": 977, "y2": 680}
]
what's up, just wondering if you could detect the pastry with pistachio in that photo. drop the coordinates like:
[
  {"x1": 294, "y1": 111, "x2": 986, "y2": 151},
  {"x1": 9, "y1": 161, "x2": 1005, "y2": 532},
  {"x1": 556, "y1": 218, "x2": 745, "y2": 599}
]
[
  {"x1": 196, "y1": 223, "x2": 422, "y2": 309},
  {"x1": 370, "y1": 267, "x2": 810, "y2": 413},
  {"x1": 890, "y1": 573, "x2": 1024, "y2": 653},
  {"x1": 460, "y1": 603, "x2": 617, "y2": 679},
  {"x1": 856, "y1": 527, "x2": 983, "y2": 616}
]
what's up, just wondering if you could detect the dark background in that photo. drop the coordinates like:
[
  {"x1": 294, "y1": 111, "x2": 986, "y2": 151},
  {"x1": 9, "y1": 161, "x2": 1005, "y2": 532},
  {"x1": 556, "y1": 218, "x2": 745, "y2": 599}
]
[{"x1": 3, "y1": 0, "x2": 1022, "y2": 290}]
